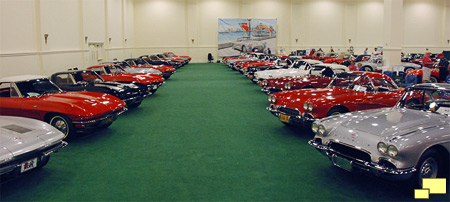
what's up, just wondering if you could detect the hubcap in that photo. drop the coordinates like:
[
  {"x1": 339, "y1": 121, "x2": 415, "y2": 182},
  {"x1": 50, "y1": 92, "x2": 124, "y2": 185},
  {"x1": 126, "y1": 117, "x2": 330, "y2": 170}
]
[
  {"x1": 420, "y1": 157, "x2": 438, "y2": 180},
  {"x1": 52, "y1": 118, "x2": 68, "y2": 135}
]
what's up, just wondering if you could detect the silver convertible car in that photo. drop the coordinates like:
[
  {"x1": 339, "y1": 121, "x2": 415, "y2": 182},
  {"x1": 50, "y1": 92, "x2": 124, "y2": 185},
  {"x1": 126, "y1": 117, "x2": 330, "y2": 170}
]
[
  {"x1": 309, "y1": 83, "x2": 449, "y2": 187},
  {"x1": 1, "y1": 116, "x2": 67, "y2": 176}
]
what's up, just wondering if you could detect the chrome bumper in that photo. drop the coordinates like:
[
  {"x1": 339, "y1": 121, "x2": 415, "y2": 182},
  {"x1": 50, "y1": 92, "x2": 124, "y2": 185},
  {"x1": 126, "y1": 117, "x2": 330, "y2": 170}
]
[
  {"x1": 308, "y1": 138, "x2": 416, "y2": 181},
  {"x1": 266, "y1": 105, "x2": 314, "y2": 125},
  {"x1": 0, "y1": 141, "x2": 68, "y2": 176}
]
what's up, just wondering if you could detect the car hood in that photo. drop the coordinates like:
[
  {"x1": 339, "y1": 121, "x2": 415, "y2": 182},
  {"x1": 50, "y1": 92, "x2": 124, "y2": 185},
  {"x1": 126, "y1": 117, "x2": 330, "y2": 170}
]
[
  {"x1": 256, "y1": 69, "x2": 309, "y2": 79},
  {"x1": 0, "y1": 116, "x2": 64, "y2": 160},
  {"x1": 36, "y1": 92, "x2": 125, "y2": 116},
  {"x1": 275, "y1": 87, "x2": 351, "y2": 106},
  {"x1": 337, "y1": 108, "x2": 449, "y2": 140}
]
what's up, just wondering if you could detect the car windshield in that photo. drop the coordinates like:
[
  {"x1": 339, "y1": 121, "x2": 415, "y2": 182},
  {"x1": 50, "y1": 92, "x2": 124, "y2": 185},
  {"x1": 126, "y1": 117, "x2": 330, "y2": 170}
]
[
  {"x1": 330, "y1": 73, "x2": 375, "y2": 92},
  {"x1": 106, "y1": 65, "x2": 125, "y2": 74},
  {"x1": 157, "y1": 54, "x2": 165, "y2": 58},
  {"x1": 135, "y1": 58, "x2": 150, "y2": 65},
  {"x1": 166, "y1": 52, "x2": 175, "y2": 57},
  {"x1": 399, "y1": 87, "x2": 450, "y2": 116},
  {"x1": 292, "y1": 61, "x2": 311, "y2": 70},
  {"x1": 16, "y1": 78, "x2": 61, "y2": 97},
  {"x1": 73, "y1": 71, "x2": 103, "y2": 82},
  {"x1": 149, "y1": 55, "x2": 159, "y2": 60},
  {"x1": 126, "y1": 60, "x2": 137, "y2": 66}
]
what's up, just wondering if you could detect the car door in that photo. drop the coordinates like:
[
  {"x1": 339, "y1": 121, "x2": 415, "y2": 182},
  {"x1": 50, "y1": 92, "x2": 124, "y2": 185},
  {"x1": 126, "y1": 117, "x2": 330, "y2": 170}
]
[{"x1": 0, "y1": 82, "x2": 24, "y2": 116}]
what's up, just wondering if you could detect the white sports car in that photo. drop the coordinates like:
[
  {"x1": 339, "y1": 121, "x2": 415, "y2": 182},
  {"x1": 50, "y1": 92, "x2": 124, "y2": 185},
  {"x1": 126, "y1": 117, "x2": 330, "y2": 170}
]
[
  {"x1": 0, "y1": 116, "x2": 67, "y2": 176},
  {"x1": 253, "y1": 59, "x2": 324, "y2": 81}
]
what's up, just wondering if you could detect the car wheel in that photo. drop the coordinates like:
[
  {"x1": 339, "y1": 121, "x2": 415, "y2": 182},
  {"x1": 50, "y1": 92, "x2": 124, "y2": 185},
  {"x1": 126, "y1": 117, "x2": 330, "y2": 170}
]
[
  {"x1": 413, "y1": 149, "x2": 443, "y2": 188},
  {"x1": 37, "y1": 156, "x2": 50, "y2": 169},
  {"x1": 362, "y1": 66, "x2": 373, "y2": 72},
  {"x1": 404, "y1": 67, "x2": 414, "y2": 73},
  {"x1": 326, "y1": 107, "x2": 348, "y2": 117},
  {"x1": 128, "y1": 100, "x2": 142, "y2": 108},
  {"x1": 430, "y1": 76, "x2": 438, "y2": 83},
  {"x1": 49, "y1": 114, "x2": 74, "y2": 140}
]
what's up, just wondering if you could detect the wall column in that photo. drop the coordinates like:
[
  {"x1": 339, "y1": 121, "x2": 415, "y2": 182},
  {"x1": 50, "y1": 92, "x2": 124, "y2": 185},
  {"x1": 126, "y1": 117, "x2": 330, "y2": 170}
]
[{"x1": 383, "y1": 0, "x2": 403, "y2": 71}]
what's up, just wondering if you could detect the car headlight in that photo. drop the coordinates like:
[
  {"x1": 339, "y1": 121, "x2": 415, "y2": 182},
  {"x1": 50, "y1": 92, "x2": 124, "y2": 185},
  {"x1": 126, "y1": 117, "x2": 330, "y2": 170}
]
[
  {"x1": 387, "y1": 145, "x2": 398, "y2": 157},
  {"x1": 317, "y1": 125, "x2": 326, "y2": 136},
  {"x1": 285, "y1": 83, "x2": 291, "y2": 90},
  {"x1": 262, "y1": 80, "x2": 268, "y2": 86},
  {"x1": 377, "y1": 142, "x2": 388, "y2": 154},
  {"x1": 303, "y1": 102, "x2": 308, "y2": 110},
  {"x1": 308, "y1": 104, "x2": 313, "y2": 111},
  {"x1": 268, "y1": 96, "x2": 276, "y2": 103},
  {"x1": 311, "y1": 122, "x2": 318, "y2": 133}
]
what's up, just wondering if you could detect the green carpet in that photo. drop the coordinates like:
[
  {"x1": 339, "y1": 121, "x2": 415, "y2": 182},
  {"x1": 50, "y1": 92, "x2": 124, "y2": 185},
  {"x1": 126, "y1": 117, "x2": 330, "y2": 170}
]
[{"x1": 1, "y1": 63, "x2": 448, "y2": 201}]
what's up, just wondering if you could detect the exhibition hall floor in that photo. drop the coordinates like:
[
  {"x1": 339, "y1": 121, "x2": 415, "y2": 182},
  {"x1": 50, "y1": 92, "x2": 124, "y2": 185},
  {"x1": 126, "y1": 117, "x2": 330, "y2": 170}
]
[{"x1": 1, "y1": 63, "x2": 447, "y2": 201}]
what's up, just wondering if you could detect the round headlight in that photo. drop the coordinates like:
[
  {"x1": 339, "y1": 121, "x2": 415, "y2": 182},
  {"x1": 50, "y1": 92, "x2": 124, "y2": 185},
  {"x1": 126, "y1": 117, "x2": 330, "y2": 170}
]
[
  {"x1": 387, "y1": 145, "x2": 398, "y2": 157},
  {"x1": 377, "y1": 142, "x2": 388, "y2": 154},
  {"x1": 271, "y1": 96, "x2": 276, "y2": 103},
  {"x1": 268, "y1": 96, "x2": 272, "y2": 102},
  {"x1": 318, "y1": 125, "x2": 326, "y2": 136},
  {"x1": 311, "y1": 122, "x2": 319, "y2": 133},
  {"x1": 308, "y1": 104, "x2": 313, "y2": 111},
  {"x1": 303, "y1": 102, "x2": 308, "y2": 110},
  {"x1": 285, "y1": 83, "x2": 291, "y2": 90},
  {"x1": 263, "y1": 80, "x2": 268, "y2": 86}
]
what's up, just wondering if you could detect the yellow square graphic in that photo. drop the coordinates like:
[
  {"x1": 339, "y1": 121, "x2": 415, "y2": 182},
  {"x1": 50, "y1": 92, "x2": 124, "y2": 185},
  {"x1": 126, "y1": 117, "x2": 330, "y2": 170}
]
[
  {"x1": 414, "y1": 189, "x2": 429, "y2": 199},
  {"x1": 423, "y1": 178, "x2": 447, "y2": 194}
]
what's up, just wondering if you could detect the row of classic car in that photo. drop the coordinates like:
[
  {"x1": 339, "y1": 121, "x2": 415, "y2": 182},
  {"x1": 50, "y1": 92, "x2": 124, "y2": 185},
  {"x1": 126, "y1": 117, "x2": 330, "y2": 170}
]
[
  {"x1": 0, "y1": 52, "x2": 190, "y2": 177},
  {"x1": 222, "y1": 52, "x2": 449, "y2": 189}
]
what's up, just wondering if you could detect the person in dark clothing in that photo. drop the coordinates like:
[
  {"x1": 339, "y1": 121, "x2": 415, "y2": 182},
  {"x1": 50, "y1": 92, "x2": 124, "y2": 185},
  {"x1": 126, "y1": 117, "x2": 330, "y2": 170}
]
[
  {"x1": 437, "y1": 53, "x2": 449, "y2": 83},
  {"x1": 267, "y1": 48, "x2": 271, "y2": 55}
]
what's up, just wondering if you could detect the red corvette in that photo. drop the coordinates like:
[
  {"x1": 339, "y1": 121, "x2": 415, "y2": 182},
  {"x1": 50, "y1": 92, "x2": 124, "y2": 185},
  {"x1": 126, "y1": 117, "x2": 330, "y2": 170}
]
[
  {"x1": 261, "y1": 64, "x2": 349, "y2": 94},
  {"x1": 406, "y1": 68, "x2": 440, "y2": 83},
  {"x1": 87, "y1": 64, "x2": 165, "y2": 96},
  {"x1": 267, "y1": 72, "x2": 404, "y2": 126},
  {"x1": 0, "y1": 75, "x2": 126, "y2": 139}
]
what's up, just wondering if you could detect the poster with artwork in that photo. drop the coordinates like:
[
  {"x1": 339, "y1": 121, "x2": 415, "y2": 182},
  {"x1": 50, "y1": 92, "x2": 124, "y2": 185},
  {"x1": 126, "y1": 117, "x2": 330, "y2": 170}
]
[{"x1": 218, "y1": 18, "x2": 277, "y2": 57}]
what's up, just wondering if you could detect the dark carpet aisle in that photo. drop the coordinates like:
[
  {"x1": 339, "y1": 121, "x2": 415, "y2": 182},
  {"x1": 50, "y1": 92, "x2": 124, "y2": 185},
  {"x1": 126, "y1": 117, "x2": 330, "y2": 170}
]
[{"x1": 0, "y1": 63, "x2": 434, "y2": 201}]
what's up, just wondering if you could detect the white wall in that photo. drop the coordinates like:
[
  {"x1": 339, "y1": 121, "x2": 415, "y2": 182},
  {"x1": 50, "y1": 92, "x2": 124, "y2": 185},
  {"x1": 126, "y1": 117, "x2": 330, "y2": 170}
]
[
  {"x1": 1, "y1": 0, "x2": 449, "y2": 77},
  {"x1": 0, "y1": 0, "x2": 133, "y2": 78}
]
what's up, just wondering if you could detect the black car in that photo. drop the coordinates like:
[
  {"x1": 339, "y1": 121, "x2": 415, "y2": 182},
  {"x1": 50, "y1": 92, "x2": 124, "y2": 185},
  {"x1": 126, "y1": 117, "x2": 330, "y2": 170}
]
[{"x1": 50, "y1": 70, "x2": 144, "y2": 108}]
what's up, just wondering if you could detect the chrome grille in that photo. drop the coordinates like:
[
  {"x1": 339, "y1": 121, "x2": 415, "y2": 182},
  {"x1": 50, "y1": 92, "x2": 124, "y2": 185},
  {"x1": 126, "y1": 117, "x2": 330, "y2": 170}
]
[
  {"x1": 277, "y1": 106, "x2": 300, "y2": 116},
  {"x1": 329, "y1": 142, "x2": 371, "y2": 162}
]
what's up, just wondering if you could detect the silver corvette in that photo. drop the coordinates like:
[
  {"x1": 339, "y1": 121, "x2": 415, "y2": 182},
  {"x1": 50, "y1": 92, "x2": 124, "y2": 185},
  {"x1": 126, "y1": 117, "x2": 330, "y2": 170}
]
[
  {"x1": 0, "y1": 116, "x2": 67, "y2": 176},
  {"x1": 309, "y1": 83, "x2": 450, "y2": 187}
]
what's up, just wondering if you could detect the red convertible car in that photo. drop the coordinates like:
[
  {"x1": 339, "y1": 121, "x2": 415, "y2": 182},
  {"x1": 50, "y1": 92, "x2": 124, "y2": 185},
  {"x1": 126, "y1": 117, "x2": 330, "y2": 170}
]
[
  {"x1": 406, "y1": 68, "x2": 440, "y2": 83},
  {"x1": 261, "y1": 64, "x2": 349, "y2": 94},
  {"x1": 267, "y1": 72, "x2": 404, "y2": 126},
  {"x1": 0, "y1": 75, "x2": 126, "y2": 139},
  {"x1": 87, "y1": 64, "x2": 165, "y2": 96}
]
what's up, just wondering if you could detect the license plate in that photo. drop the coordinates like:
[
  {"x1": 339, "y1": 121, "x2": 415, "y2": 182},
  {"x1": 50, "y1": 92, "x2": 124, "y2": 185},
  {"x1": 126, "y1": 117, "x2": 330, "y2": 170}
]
[
  {"x1": 279, "y1": 114, "x2": 290, "y2": 123},
  {"x1": 21, "y1": 158, "x2": 38, "y2": 173},
  {"x1": 332, "y1": 154, "x2": 352, "y2": 171}
]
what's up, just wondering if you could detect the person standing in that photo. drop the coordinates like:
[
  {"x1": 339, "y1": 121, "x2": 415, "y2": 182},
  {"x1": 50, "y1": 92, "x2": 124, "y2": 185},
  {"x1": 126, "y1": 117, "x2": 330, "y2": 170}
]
[
  {"x1": 372, "y1": 48, "x2": 379, "y2": 57},
  {"x1": 422, "y1": 52, "x2": 433, "y2": 83},
  {"x1": 267, "y1": 48, "x2": 272, "y2": 55},
  {"x1": 364, "y1": 48, "x2": 368, "y2": 55},
  {"x1": 436, "y1": 53, "x2": 449, "y2": 83}
]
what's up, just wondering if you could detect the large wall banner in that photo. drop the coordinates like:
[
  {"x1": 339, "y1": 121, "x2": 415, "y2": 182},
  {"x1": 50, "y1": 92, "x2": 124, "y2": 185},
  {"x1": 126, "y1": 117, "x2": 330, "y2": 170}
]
[{"x1": 218, "y1": 18, "x2": 277, "y2": 57}]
